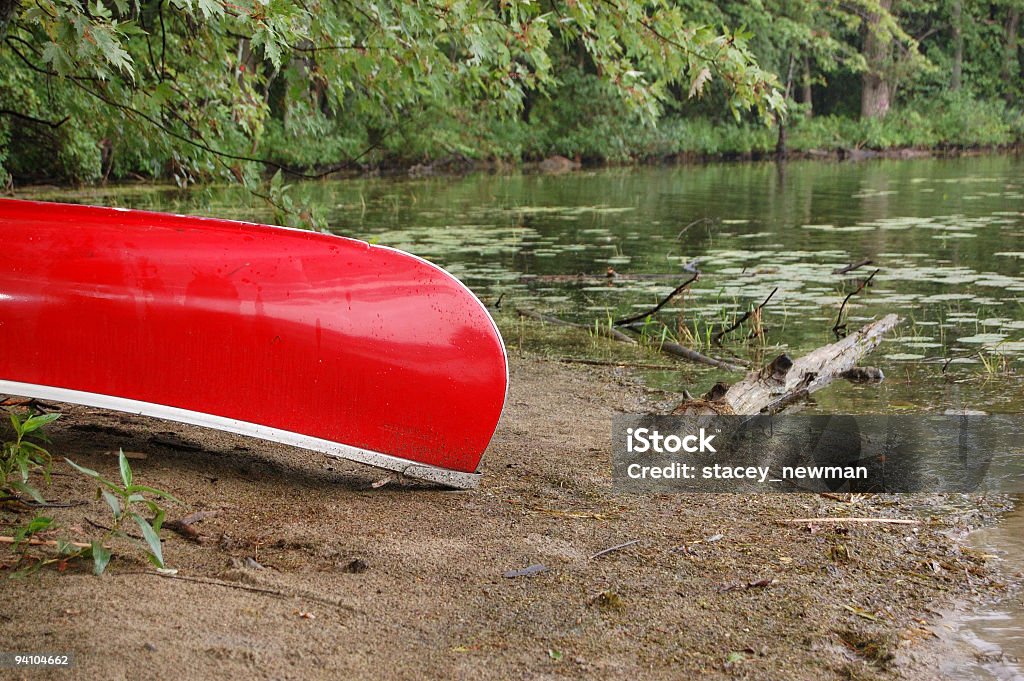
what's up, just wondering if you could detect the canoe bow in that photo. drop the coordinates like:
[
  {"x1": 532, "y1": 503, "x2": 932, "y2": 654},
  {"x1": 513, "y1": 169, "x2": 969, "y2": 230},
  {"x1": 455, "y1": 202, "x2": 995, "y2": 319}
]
[{"x1": 0, "y1": 199, "x2": 508, "y2": 489}]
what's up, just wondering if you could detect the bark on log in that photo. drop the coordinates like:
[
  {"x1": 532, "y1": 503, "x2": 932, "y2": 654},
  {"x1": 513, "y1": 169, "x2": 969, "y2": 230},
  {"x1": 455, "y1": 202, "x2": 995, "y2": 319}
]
[{"x1": 674, "y1": 314, "x2": 899, "y2": 416}]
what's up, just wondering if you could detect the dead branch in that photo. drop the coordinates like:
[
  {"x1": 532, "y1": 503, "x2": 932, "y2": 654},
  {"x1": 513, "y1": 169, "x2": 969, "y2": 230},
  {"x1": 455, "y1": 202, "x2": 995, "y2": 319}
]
[
  {"x1": 554, "y1": 358, "x2": 681, "y2": 370},
  {"x1": 713, "y1": 287, "x2": 778, "y2": 345},
  {"x1": 776, "y1": 518, "x2": 920, "y2": 525},
  {"x1": 613, "y1": 273, "x2": 698, "y2": 326},
  {"x1": 590, "y1": 539, "x2": 640, "y2": 559},
  {"x1": 832, "y1": 258, "x2": 873, "y2": 275},
  {"x1": 676, "y1": 218, "x2": 715, "y2": 239},
  {"x1": 654, "y1": 339, "x2": 745, "y2": 371},
  {"x1": 0, "y1": 536, "x2": 93, "y2": 549},
  {"x1": 134, "y1": 571, "x2": 358, "y2": 610},
  {"x1": 832, "y1": 269, "x2": 879, "y2": 338}
]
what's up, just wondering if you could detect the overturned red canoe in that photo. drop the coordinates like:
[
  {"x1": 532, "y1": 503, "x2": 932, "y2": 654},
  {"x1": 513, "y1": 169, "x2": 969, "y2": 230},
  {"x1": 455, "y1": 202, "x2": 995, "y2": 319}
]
[{"x1": 0, "y1": 199, "x2": 507, "y2": 488}]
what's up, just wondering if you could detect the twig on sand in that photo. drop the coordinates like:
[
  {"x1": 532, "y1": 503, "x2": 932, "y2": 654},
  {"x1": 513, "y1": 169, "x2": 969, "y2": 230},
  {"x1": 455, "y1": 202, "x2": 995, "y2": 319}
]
[
  {"x1": 134, "y1": 571, "x2": 358, "y2": 610},
  {"x1": 775, "y1": 518, "x2": 920, "y2": 525},
  {"x1": 0, "y1": 536, "x2": 93, "y2": 549},
  {"x1": 590, "y1": 539, "x2": 640, "y2": 559},
  {"x1": 0, "y1": 496, "x2": 85, "y2": 509}
]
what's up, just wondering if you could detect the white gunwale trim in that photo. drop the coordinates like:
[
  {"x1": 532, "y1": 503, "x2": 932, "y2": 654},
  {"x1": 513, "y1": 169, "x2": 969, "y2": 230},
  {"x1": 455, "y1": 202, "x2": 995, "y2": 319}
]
[{"x1": 0, "y1": 380, "x2": 481, "y2": 490}]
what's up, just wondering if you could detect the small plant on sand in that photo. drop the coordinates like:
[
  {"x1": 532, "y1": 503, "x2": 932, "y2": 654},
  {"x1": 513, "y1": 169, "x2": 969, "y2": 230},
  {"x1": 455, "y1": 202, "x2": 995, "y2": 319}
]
[
  {"x1": 66, "y1": 452, "x2": 179, "y2": 573},
  {"x1": 1, "y1": 411, "x2": 61, "y2": 503},
  {"x1": 2, "y1": 410, "x2": 177, "y2": 575}
]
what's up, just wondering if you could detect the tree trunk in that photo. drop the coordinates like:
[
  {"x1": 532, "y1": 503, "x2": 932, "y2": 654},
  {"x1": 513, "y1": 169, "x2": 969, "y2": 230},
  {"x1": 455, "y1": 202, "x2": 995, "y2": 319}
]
[
  {"x1": 776, "y1": 55, "x2": 795, "y2": 158},
  {"x1": 861, "y1": 0, "x2": 894, "y2": 119},
  {"x1": 801, "y1": 55, "x2": 813, "y2": 117},
  {"x1": 776, "y1": 113, "x2": 788, "y2": 159},
  {"x1": 0, "y1": 0, "x2": 19, "y2": 41},
  {"x1": 950, "y1": 0, "x2": 963, "y2": 91},
  {"x1": 1004, "y1": 6, "x2": 1021, "y2": 103}
]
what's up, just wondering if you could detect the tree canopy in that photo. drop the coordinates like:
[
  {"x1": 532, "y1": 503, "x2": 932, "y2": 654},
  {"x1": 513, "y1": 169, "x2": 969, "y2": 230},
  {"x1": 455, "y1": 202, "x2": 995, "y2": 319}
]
[{"x1": 0, "y1": 0, "x2": 1021, "y2": 191}]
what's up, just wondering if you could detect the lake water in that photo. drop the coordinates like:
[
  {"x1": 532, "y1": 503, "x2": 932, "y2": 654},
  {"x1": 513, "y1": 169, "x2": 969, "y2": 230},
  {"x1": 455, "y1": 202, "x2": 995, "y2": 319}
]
[{"x1": 24, "y1": 154, "x2": 1024, "y2": 672}]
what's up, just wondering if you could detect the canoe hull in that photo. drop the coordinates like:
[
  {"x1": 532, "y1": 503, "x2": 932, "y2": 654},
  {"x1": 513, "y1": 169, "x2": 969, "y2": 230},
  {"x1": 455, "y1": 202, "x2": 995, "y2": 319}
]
[{"x1": 0, "y1": 199, "x2": 508, "y2": 488}]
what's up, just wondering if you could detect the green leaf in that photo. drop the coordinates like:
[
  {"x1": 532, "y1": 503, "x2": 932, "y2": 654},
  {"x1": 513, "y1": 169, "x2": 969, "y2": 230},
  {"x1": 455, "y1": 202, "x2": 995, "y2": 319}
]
[
  {"x1": 57, "y1": 539, "x2": 80, "y2": 555},
  {"x1": 151, "y1": 506, "x2": 165, "y2": 533},
  {"x1": 9, "y1": 411, "x2": 23, "y2": 436},
  {"x1": 119, "y1": 450, "x2": 133, "y2": 487},
  {"x1": 126, "y1": 485, "x2": 181, "y2": 504},
  {"x1": 64, "y1": 458, "x2": 101, "y2": 478},
  {"x1": 197, "y1": 0, "x2": 224, "y2": 19},
  {"x1": 19, "y1": 441, "x2": 50, "y2": 456},
  {"x1": 10, "y1": 480, "x2": 45, "y2": 504},
  {"x1": 26, "y1": 515, "x2": 54, "y2": 534},
  {"x1": 14, "y1": 515, "x2": 53, "y2": 545},
  {"x1": 20, "y1": 413, "x2": 61, "y2": 435},
  {"x1": 91, "y1": 541, "x2": 112, "y2": 575},
  {"x1": 131, "y1": 513, "x2": 164, "y2": 568},
  {"x1": 101, "y1": 489, "x2": 122, "y2": 519}
]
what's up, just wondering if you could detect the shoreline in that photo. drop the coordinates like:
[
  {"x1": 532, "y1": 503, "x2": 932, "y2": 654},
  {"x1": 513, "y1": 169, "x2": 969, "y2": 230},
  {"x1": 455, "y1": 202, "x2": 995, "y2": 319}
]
[
  {"x1": 1, "y1": 353, "x2": 1017, "y2": 679},
  {"x1": 4, "y1": 142, "x2": 1021, "y2": 191},
  {"x1": 928, "y1": 501, "x2": 1024, "y2": 680}
]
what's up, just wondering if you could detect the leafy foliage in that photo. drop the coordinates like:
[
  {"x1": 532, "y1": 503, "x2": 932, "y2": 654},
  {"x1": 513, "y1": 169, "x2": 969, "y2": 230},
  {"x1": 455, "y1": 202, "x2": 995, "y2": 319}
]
[
  {"x1": 0, "y1": 0, "x2": 1021, "y2": 185},
  {"x1": 0, "y1": 0, "x2": 787, "y2": 186},
  {"x1": 1, "y1": 410, "x2": 60, "y2": 503}
]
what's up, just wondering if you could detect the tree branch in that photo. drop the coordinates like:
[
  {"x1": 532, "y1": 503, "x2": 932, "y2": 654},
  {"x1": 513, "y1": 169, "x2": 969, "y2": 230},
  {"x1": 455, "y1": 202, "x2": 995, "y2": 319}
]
[
  {"x1": 0, "y1": 109, "x2": 70, "y2": 128},
  {"x1": 613, "y1": 273, "x2": 699, "y2": 326}
]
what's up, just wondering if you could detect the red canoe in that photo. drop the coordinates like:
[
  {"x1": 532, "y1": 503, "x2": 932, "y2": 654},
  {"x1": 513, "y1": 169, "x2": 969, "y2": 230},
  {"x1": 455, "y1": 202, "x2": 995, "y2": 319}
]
[{"x1": 0, "y1": 199, "x2": 507, "y2": 488}]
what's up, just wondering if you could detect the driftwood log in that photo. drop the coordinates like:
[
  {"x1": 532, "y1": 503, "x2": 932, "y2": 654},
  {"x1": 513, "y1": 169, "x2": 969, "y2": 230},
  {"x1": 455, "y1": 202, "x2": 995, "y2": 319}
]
[{"x1": 673, "y1": 314, "x2": 899, "y2": 416}]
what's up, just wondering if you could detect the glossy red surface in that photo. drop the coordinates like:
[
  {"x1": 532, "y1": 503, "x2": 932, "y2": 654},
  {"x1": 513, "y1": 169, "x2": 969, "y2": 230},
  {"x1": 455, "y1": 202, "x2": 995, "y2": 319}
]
[{"x1": 0, "y1": 199, "x2": 507, "y2": 473}]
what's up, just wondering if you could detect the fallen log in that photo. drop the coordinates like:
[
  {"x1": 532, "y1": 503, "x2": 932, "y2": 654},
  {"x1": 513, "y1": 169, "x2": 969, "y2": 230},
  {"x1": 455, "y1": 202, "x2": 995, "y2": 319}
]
[
  {"x1": 654, "y1": 340, "x2": 745, "y2": 372},
  {"x1": 514, "y1": 307, "x2": 636, "y2": 344},
  {"x1": 513, "y1": 307, "x2": 743, "y2": 371},
  {"x1": 674, "y1": 314, "x2": 900, "y2": 415}
]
